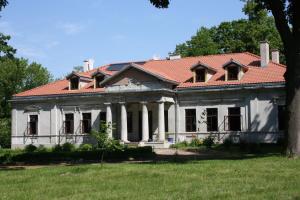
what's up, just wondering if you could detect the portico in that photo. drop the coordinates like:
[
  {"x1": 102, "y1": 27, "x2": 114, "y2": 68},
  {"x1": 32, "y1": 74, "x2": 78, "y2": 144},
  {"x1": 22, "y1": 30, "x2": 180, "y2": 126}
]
[{"x1": 104, "y1": 96, "x2": 174, "y2": 147}]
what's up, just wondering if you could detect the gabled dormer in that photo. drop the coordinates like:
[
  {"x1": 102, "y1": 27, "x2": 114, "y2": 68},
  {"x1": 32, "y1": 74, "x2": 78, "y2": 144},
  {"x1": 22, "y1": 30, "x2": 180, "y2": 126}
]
[
  {"x1": 66, "y1": 72, "x2": 92, "y2": 90},
  {"x1": 223, "y1": 59, "x2": 248, "y2": 81},
  {"x1": 91, "y1": 70, "x2": 110, "y2": 89},
  {"x1": 190, "y1": 61, "x2": 217, "y2": 83}
]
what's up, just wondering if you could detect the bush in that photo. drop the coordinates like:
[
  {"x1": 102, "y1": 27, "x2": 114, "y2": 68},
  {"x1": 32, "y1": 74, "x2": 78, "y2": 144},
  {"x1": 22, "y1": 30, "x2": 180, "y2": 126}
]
[
  {"x1": 203, "y1": 136, "x2": 214, "y2": 149},
  {"x1": 52, "y1": 144, "x2": 63, "y2": 152},
  {"x1": 62, "y1": 142, "x2": 75, "y2": 152},
  {"x1": 79, "y1": 144, "x2": 93, "y2": 151},
  {"x1": 223, "y1": 137, "x2": 233, "y2": 149},
  {"x1": 170, "y1": 141, "x2": 189, "y2": 149},
  {"x1": 190, "y1": 138, "x2": 202, "y2": 147},
  {"x1": 0, "y1": 118, "x2": 11, "y2": 148},
  {"x1": 24, "y1": 144, "x2": 37, "y2": 152},
  {"x1": 0, "y1": 146, "x2": 154, "y2": 164},
  {"x1": 36, "y1": 145, "x2": 47, "y2": 152}
]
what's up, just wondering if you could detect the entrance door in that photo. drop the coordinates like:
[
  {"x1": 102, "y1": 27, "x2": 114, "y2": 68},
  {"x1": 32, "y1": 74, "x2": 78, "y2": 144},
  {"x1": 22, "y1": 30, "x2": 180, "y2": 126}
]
[
  {"x1": 138, "y1": 111, "x2": 153, "y2": 141},
  {"x1": 228, "y1": 107, "x2": 241, "y2": 131}
]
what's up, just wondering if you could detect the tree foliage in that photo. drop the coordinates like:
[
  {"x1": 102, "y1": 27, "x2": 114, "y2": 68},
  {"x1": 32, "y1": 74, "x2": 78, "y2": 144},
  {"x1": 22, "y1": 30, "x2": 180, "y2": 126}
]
[
  {"x1": 173, "y1": 1, "x2": 283, "y2": 61},
  {"x1": 0, "y1": 0, "x2": 8, "y2": 12}
]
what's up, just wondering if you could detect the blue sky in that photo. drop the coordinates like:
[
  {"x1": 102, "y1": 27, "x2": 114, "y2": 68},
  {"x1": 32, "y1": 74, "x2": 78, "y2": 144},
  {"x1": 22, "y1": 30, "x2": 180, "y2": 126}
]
[{"x1": 0, "y1": 0, "x2": 246, "y2": 78}]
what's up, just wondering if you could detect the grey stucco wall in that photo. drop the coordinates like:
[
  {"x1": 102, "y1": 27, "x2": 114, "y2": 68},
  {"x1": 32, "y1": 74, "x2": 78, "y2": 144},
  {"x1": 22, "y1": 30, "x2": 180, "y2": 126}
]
[{"x1": 11, "y1": 87, "x2": 285, "y2": 148}]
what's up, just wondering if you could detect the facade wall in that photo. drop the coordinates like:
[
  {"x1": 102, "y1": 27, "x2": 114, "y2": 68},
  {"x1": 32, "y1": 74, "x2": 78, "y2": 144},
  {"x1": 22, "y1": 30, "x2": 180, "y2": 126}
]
[{"x1": 11, "y1": 87, "x2": 285, "y2": 148}]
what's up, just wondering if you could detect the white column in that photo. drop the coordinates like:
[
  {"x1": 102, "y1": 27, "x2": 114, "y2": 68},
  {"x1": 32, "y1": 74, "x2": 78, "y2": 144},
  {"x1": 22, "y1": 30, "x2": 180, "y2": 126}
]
[
  {"x1": 158, "y1": 101, "x2": 165, "y2": 142},
  {"x1": 141, "y1": 102, "x2": 149, "y2": 142},
  {"x1": 175, "y1": 102, "x2": 180, "y2": 143},
  {"x1": 105, "y1": 103, "x2": 113, "y2": 138},
  {"x1": 120, "y1": 102, "x2": 128, "y2": 142}
]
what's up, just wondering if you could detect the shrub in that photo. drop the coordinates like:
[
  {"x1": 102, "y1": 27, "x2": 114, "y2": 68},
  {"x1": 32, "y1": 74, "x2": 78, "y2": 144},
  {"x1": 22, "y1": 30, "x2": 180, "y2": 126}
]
[
  {"x1": 36, "y1": 145, "x2": 48, "y2": 152},
  {"x1": 223, "y1": 137, "x2": 233, "y2": 149},
  {"x1": 79, "y1": 144, "x2": 93, "y2": 151},
  {"x1": 52, "y1": 144, "x2": 63, "y2": 152},
  {"x1": 203, "y1": 136, "x2": 214, "y2": 149},
  {"x1": 190, "y1": 138, "x2": 202, "y2": 147},
  {"x1": 170, "y1": 141, "x2": 189, "y2": 149},
  {"x1": 24, "y1": 144, "x2": 37, "y2": 152},
  {"x1": 62, "y1": 142, "x2": 75, "y2": 152}
]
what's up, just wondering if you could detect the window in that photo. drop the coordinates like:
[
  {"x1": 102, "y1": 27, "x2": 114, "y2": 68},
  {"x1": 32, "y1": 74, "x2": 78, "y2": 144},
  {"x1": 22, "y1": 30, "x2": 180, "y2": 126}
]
[
  {"x1": 185, "y1": 109, "x2": 196, "y2": 132},
  {"x1": 99, "y1": 112, "x2": 106, "y2": 124},
  {"x1": 164, "y1": 110, "x2": 169, "y2": 132},
  {"x1": 64, "y1": 114, "x2": 74, "y2": 134},
  {"x1": 195, "y1": 69, "x2": 206, "y2": 82},
  {"x1": 228, "y1": 107, "x2": 241, "y2": 131},
  {"x1": 207, "y1": 108, "x2": 218, "y2": 132},
  {"x1": 82, "y1": 113, "x2": 91, "y2": 133},
  {"x1": 29, "y1": 115, "x2": 38, "y2": 135},
  {"x1": 127, "y1": 112, "x2": 133, "y2": 133},
  {"x1": 95, "y1": 76, "x2": 104, "y2": 88},
  {"x1": 227, "y1": 67, "x2": 239, "y2": 81},
  {"x1": 70, "y1": 77, "x2": 79, "y2": 90},
  {"x1": 278, "y1": 105, "x2": 286, "y2": 131}
]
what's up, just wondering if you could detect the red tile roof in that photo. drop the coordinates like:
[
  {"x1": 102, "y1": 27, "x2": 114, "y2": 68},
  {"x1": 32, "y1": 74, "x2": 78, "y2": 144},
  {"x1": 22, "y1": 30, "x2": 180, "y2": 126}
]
[{"x1": 14, "y1": 52, "x2": 285, "y2": 97}]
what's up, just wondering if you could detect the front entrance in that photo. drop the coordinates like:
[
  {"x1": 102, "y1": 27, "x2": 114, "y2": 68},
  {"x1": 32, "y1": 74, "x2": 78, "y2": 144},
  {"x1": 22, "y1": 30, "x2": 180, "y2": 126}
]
[{"x1": 139, "y1": 111, "x2": 153, "y2": 141}]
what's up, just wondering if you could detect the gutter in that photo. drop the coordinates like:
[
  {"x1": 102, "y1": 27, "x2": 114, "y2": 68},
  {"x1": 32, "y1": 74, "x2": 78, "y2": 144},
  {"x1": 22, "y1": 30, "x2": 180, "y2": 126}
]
[
  {"x1": 176, "y1": 82, "x2": 285, "y2": 93},
  {"x1": 10, "y1": 88, "x2": 176, "y2": 102}
]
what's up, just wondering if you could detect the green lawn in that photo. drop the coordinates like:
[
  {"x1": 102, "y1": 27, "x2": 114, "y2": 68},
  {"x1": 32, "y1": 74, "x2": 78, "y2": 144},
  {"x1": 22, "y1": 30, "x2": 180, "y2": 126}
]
[{"x1": 0, "y1": 156, "x2": 299, "y2": 200}]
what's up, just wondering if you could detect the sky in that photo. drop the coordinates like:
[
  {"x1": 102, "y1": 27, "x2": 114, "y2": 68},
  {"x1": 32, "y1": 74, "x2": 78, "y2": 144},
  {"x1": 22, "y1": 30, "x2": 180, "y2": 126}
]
[{"x1": 0, "y1": 0, "x2": 246, "y2": 78}]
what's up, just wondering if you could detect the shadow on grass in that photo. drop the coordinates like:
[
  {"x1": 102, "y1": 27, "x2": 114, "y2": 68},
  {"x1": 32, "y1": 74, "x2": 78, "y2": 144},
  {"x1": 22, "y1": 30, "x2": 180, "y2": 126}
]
[
  {"x1": 147, "y1": 144, "x2": 285, "y2": 164},
  {"x1": 0, "y1": 145, "x2": 286, "y2": 168}
]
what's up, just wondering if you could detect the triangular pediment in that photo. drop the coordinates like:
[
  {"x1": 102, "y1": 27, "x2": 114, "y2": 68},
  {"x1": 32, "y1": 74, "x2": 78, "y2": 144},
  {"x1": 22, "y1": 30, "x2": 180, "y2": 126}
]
[{"x1": 100, "y1": 63, "x2": 178, "y2": 87}]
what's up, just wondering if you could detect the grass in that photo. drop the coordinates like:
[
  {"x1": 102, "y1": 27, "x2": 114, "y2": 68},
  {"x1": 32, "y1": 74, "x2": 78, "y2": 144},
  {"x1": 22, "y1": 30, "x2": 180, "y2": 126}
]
[{"x1": 0, "y1": 155, "x2": 299, "y2": 199}]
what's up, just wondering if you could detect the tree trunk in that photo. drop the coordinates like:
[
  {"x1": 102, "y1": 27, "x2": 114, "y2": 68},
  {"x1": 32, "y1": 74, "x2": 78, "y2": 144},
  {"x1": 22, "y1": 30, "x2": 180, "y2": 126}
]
[{"x1": 286, "y1": 44, "x2": 300, "y2": 156}]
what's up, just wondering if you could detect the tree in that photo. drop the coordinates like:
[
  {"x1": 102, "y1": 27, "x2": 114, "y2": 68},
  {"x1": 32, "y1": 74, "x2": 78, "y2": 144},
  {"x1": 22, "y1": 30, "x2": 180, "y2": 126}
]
[
  {"x1": 150, "y1": 0, "x2": 300, "y2": 156},
  {"x1": 0, "y1": 0, "x2": 8, "y2": 12},
  {"x1": 22, "y1": 62, "x2": 53, "y2": 91},
  {"x1": 173, "y1": 1, "x2": 283, "y2": 61}
]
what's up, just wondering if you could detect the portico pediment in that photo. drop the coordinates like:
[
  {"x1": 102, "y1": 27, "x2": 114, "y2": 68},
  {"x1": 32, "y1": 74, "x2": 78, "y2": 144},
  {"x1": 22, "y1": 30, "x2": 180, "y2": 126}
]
[{"x1": 100, "y1": 63, "x2": 178, "y2": 92}]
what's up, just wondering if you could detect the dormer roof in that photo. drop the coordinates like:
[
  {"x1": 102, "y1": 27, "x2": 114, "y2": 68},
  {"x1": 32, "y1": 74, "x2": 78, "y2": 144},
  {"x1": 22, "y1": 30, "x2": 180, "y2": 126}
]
[{"x1": 190, "y1": 61, "x2": 217, "y2": 73}]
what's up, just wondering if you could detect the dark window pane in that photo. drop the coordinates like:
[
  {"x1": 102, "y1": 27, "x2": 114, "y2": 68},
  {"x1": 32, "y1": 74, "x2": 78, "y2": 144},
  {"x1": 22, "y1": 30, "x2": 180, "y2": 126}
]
[
  {"x1": 185, "y1": 109, "x2": 196, "y2": 132},
  {"x1": 278, "y1": 105, "x2": 286, "y2": 131},
  {"x1": 65, "y1": 114, "x2": 74, "y2": 134},
  {"x1": 82, "y1": 113, "x2": 91, "y2": 133},
  {"x1": 207, "y1": 108, "x2": 218, "y2": 132},
  {"x1": 100, "y1": 112, "x2": 106, "y2": 124},
  {"x1": 227, "y1": 67, "x2": 239, "y2": 80},
  {"x1": 196, "y1": 69, "x2": 206, "y2": 82},
  {"x1": 29, "y1": 115, "x2": 38, "y2": 135},
  {"x1": 95, "y1": 76, "x2": 104, "y2": 88},
  {"x1": 228, "y1": 107, "x2": 241, "y2": 131},
  {"x1": 70, "y1": 77, "x2": 79, "y2": 90}
]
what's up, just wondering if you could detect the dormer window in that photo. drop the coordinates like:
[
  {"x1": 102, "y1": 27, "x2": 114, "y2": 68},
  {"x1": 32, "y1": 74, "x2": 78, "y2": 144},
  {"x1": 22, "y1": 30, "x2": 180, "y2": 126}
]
[
  {"x1": 66, "y1": 72, "x2": 92, "y2": 90},
  {"x1": 95, "y1": 75, "x2": 104, "y2": 88},
  {"x1": 70, "y1": 77, "x2": 79, "y2": 90},
  {"x1": 195, "y1": 69, "x2": 206, "y2": 82},
  {"x1": 92, "y1": 70, "x2": 109, "y2": 89},
  {"x1": 190, "y1": 61, "x2": 216, "y2": 83},
  {"x1": 223, "y1": 59, "x2": 248, "y2": 81},
  {"x1": 227, "y1": 67, "x2": 239, "y2": 81}
]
